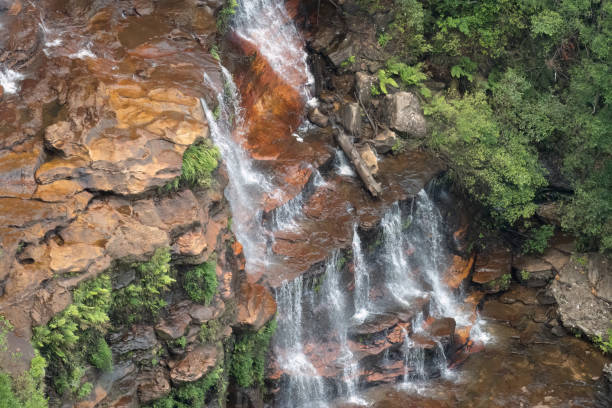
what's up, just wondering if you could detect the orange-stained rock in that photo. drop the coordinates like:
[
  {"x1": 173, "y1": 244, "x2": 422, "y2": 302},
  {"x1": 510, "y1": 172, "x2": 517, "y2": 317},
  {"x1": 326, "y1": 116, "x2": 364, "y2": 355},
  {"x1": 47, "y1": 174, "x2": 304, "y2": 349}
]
[
  {"x1": 472, "y1": 245, "x2": 512, "y2": 285},
  {"x1": 173, "y1": 227, "x2": 207, "y2": 257},
  {"x1": 33, "y1": 180, "x2": 84, "y2": 202},
  {"x1": 236, "y1": 282, "x2": 277, "y2": 331},
  {"x1": 444, "y1": 254, "x2": 475, "y2": 289},
  {"x1": 170, "y1": 345, "x2": 220, "y2": 383}
]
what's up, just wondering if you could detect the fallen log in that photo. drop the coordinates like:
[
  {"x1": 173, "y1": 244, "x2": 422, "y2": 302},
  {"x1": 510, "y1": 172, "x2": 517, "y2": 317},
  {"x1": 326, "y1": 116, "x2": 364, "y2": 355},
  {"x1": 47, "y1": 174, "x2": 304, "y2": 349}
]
[{"x1": 334, "y1": 130, "x2": 383, "y2": 198}]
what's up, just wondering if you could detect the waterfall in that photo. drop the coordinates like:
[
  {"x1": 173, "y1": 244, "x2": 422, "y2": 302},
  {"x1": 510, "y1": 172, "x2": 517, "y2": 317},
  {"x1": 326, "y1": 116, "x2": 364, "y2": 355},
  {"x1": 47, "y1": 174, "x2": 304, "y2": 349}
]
[
  {"x1": 381, "y1": 202, "x2": 425, "y2": 305},
  {"x1": 275, "y1": 277, "x2": 328, "y2": 408},
  {"x1": 232, "y1": 0, "x2": 314, "y2": 99},
  {"x1": 201, "y1": 66, "x2": 273, "y2": 273},
  {"x1": 320, "y1": 251, "x2": 364, "y2": 404},
  {"x1": 352, "y1": 224, "x2": 371, "y2": 322}
]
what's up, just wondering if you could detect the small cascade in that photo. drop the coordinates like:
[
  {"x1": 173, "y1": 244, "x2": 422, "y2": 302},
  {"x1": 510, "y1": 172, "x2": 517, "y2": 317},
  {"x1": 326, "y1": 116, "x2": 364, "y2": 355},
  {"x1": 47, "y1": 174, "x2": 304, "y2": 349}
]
[
  {"x1": 321, "y1": 251, "x2": 363, "y2": 404},
  {"x1": 201, "y1": 66, "x2": 273, "y2": 272},
  {"x1": 334, "y1": 149, "x2": 356, "y2": 177},
  {"x1": 0, "y1": 69, "x2": 24, "y2": 95},
  {"x1": 381, "y1": 203, "x2": 424, "y2": 305},
  {"x1": 232, "y1": 0, "x2": 314, "y2": 98},
  {"x1": 275, "y1": 277, "x2": 328, "y2": 408},
  {"x1": 401, "y1": 327, "x2": 425, "y2": 384},
  {"x1": 352, "y1": 224, "x2": 371, "y2": 322}
]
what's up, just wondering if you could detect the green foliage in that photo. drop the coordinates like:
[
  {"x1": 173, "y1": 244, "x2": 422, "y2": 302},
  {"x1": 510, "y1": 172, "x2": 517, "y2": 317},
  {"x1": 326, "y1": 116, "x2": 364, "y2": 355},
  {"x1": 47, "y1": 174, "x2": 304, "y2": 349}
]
[
  {"x1": 386, "y1": 58, "x2": 430, "y2": 96},
  {"x1": 594, "y1": 328, "x2": 612, "y2": 354},
  {"x1": 0, "y1": 351, "x2": 48, "y2": 408},
  {"x1": 520, "y1": 270, "x2": 531, "y2": 281},
  {"x1": 450, "y1": 57, "x2": 477, "y2": 81},
  {"x1": 425, "y1": 91, "x2": 547, "y2": 225},
  {"x1": 217, "y1": 0, "x2": 238, "y2": 33},
  {"x1": 230, "y1": 319, "x2": 277, "y2": 388},
  {"x1": 377, "y1": 33, "x2": 392, "y2": 48},
  {"x1": 89, "y1": 338, "x2": 112, "y2": 372},
  {"x1": 377, "y1": 69, "x2": 398, "y2": 94},
  {"x1": 341, "y1": 55, "x2": 356, "y2": 68},
  {"x1": 183, "y1": 259, "x2": 218, "y2": 305},
  {"x1": 180, "y1": 141, "x2": 221, "y2": 189},
  {"x1": 210, "y1": 45, "x2": 220, "y2": 62},
  {"x1": 200, "y1": 320, "x2": 222, "y2": 344},
  {"x1": 111, "y1": 248, "x2": 175, "y2": 324},
  {"x1": 76, "y1": 382, "x2": 93, "y2": 400},
  {"x1": 487, "y1": 273, "x2": 512, "y2": 291},
  {"x1": 523, "y1": 225, "x2": 555, "y2": 254},
  {"x1": 173, "y1": 337, "x2": 187, "y2": 349},
  {"x1": 33, "y1": 274, "x2": 111, "y2": 365}
]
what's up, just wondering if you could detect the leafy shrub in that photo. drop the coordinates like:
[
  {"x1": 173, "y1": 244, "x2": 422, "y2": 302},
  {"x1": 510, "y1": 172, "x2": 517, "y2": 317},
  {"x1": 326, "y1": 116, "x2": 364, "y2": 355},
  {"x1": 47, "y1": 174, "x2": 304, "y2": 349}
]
[
  {"x1": 89, "y1": 338, "x2": 112, "y2": 372},
  {"x1": 183, "y1": 260, "x2": 218, "y2": 305},
  {"x1": 424, "y1": 91, "x2": 547, "y2": 225},
  {"x1": 230, "y1": 319, "x2": 277, "y2": 388},
  {"x1": 0, "y1": 352, "x2": 48, "y2": 408},
  {"x1": 111, "y1": 248, "x2": 175, "y2": 323},
  {"x1": 523, "y1": 225, "x2": 555, "y2": 254}
]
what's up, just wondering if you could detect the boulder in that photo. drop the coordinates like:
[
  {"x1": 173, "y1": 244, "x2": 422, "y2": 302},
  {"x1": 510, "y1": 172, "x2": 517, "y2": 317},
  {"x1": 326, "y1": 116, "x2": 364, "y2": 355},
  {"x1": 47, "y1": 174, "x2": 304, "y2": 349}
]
[
  {"x1": 155, "y1": 306, "x2": 193, "y2": 340},
  {"x1": 536, "y1": 203, "x2": 561, "y2": 226},
  {"x1": 308, "y1": 107, "x2": 329, "y2": 128},
  {"x1": 188, "y1": 299, "x2": 225, "y2": 324},
  {"x1": 587, "y1": 253, "x2": 612, "y2": 303},
  {"x1": 381, "y1": 92, "x2": 427, "y2": 138},
  {"x1": 472, "y1": 245, "x2": 512, "y2": 291},
  {"x1": 341, "y1": 103, "x2": 361, "y2": 135},
  {"x1": 137, "y1": 368, "x2": 171, "y2": 404},
  {"x1": 170, "y1": 345, "x2": 220, "y2": 383},
  {"x1": 550, "y1": 254, "x2": 612, "y2": 340},
  {"x1": 355, "y1": 72, "x2": 376, "y2": 105},
  {"x1": 372, "y1": 129, "x2": 397, "y2": 154},
  {"x1": 358, "y1": 144, "x2": 379, "y2": 175},
  {"x1": 236, "y1": 282, "x2": 277, "y2": 331},
  {"x1": 110, "y1": 326, "x2": 158, "y2": 355},
  {"x1": 513, "y1": 255, "x2": 555, "y2": 288}
]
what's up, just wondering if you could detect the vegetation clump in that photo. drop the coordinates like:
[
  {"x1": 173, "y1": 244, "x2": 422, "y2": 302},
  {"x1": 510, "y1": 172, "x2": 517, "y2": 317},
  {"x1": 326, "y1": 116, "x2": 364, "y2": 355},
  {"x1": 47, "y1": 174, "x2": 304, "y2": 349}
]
[
  {"x1": 183, "y1": 259, "x2": 218, "y2": 305},
  {"x1": 230, "y1": 319, "x2": 277, "y2": 388},
  {"x1": 0, "y1": 317, "x2": 48, "y2": 408},
  {"x1": 163, "y1": 140, "x2": 221, "y2": 192},
  {"x1": 359, "y1": 0, "x2": 611, "y2": 254}
]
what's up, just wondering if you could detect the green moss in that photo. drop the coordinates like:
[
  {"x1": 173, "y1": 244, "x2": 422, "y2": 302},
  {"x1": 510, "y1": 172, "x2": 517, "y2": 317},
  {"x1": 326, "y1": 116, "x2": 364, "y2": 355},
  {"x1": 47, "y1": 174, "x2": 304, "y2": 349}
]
[
  {"x1": 487, "y1": 273, "x2": 512, "y2": 291},
  {"x1": 230, "y1": 319, "x2": 277, "y2": 388},
  {"x1": 173, "y1": 337, "x2": 187, "y2": 349},
  {"x1": 89, "y1": 338, "x2": 112, "y2": 372},
  {"x1": 200, "y1": 320, "x2": 222, "y2": 344},
  {"x1": 594, "y1": 327, "x2": 612, "y2": 354},
  {"x1": 183, "y1": 259, "x2": 218, "y2": 305},
  {"x1": 341, "y1": 55, "x2": 356, "y2": 68}
]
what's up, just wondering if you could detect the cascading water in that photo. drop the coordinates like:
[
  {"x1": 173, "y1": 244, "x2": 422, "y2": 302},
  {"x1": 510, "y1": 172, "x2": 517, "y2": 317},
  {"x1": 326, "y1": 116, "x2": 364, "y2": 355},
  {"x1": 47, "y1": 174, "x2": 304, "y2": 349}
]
[
  {"x1": 275, "y1": 277, "x2": 328, "y2": 408},
  {"x1": 232, "y1": 0, "x2": 314, "y2": 98},
  {"x1": 201, "y1": 66, "x2": 274, "y2": 272},
  {"x1": 320, "y1": 251, "x2": 364, "y2": 404},
  {"x1": 381, "y1": 203, "x2": 425, "y2": 305},
  {"x1": 352, "y1": 224, "x2": 371, "y2": 322}
]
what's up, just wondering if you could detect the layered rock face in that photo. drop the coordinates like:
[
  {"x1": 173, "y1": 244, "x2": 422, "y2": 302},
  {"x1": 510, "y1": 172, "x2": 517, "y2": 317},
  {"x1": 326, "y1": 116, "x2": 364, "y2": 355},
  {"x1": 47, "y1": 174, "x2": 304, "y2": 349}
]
[{"x1": 0, "y1": 1, "x2": 278, "y2": 406}]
